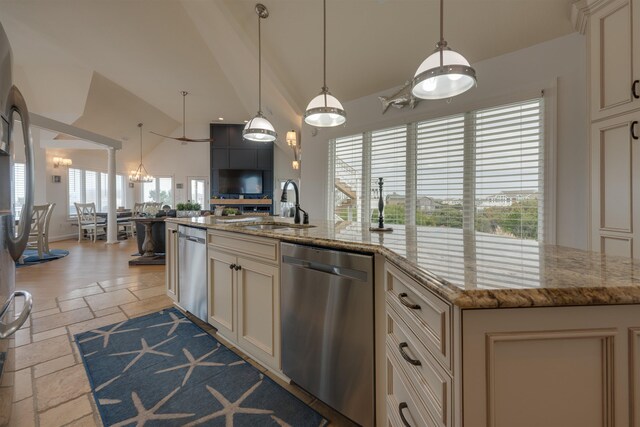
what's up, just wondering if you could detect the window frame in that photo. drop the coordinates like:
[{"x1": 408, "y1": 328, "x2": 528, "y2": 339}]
[
  {"x1": 328, "y1": 93, "x2": 555, "y2": 242},
  {"x1": 67, "y1": 167, "x2": 126, "y2": 218},
  {"x1": 141, "y1": 175, "x2": 175, "y2": 206}
]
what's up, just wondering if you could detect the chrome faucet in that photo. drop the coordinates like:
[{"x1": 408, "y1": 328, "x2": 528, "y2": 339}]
[{"x1": 281, "y1": 179, "x2": 309, "y2": 224}]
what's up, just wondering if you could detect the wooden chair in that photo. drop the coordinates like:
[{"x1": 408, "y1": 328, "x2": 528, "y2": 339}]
[
  {"x1": 26, "y1": 204, "x2": 49, "y2": 258},
  {"x1": 119, "y1": 203, "x2": 145, "y2": 238},
  {"x1": 42, "y1": 203, "x2": 55, "y2": 253},
  {"x1": 74, "y1": 202, "x2": 105, "y2": 243}
]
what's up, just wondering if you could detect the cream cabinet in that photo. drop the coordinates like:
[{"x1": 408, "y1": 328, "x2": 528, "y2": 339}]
[
  {"x1": 207, "y1": 230, "x2": 281, "y2": 371},
  {"x1": 581, "y1": 0, "x2": 640, "y2": 254},
  {"x1": 384, "y1": 262, "x2": 456, "y2": 427},
  {"x1": 462, "y1": 305, "x2": 640, "y2": 427},
  {"x1": 588, "y1": 0, "x2": 640, "y2": 121},
  {"x1": 590, "y1": 111, "x2": 640, "y2": 257},
  {"x1": 165, "y1": 221, "x2": 179, "y2": 302}
]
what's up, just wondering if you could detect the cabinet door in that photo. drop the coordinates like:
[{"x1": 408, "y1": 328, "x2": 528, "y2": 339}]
[
  {"x1": 211, "y1": 125, "x2": 229, "y2": 147},
  {"x1": 462, "y1": 305, "x2": 639, "y2": 427},
  {"x1": 228, "y1": 124, "x2": 245, "y2": 148},
  {"x1": 236, "y1": 257, "x2": 280, "y2": 370},
  {"x1": 229, "y1": 148, "x2": 258, "y2": 169},
  {"x1": 207, "y1": 249, "x2": 236, "y2": 342},
  {"x1": 589, "y1": 0, "x2": 640, "y2": 120},
  {"x1": 165, "y1": 222, "x2": 179, "y2": 302},
  {"x1": 590, "y1": 111, "x2": 640, "y2": 256}
]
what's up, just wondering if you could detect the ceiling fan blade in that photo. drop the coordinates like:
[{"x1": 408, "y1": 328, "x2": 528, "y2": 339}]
[{"x1": 149, "y1": 131, "x2": 214, "y2": 143}]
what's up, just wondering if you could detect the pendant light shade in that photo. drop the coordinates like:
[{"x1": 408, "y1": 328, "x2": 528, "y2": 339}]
[
  {"x1": 305, "y1": 90, "x2": 346, "y2": 127},
  {"x1": 411, "y1": 0, "x2": 476, "y2": 100},
  {"x1": 304, "y1": 0, "x2": 346, "y2": 128},
  {"x1": 243, "y1": 113, "x2": 276, "y2": 142},
  {"x1": 244, "y1": 4, "x2": 277, "y2": 143}
]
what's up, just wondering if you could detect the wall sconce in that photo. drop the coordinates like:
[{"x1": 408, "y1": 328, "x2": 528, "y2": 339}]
[
  {"x1": 53, "y1": 157, "x2": 72, "y2": 168},
  {"x1": 287, "y1": 130, "x2": 301, "y2": 170},
  {"x1": 286, "y1": 130, "x2": 297, "y2": 147}
]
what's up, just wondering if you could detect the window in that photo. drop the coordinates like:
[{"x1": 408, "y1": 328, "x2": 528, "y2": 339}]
[
  {"x1": 188, "y1": 178, "x2": 207, "y2": 208},
  {"x1": 12, "y1": 162, "x2": 26, "y2": 217},
  {"x1": 142, "y1": 176, "x2": 173, "y2": 206},
  {"x1": 68, "y1": 168, "x2": 126, "y2": 216},
  {"x1": 328, "y1": 98, "x2": 545, "y2": 241}
]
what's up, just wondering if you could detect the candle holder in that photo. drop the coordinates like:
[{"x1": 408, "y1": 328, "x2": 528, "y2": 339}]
[{"x1": 369, "y1": 177, "x2": 393, "y2": 232}]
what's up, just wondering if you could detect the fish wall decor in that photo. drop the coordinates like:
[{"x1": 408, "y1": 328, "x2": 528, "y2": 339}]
[{"x1": 378, "y1": 80, "x2": 420, "y2": 113}]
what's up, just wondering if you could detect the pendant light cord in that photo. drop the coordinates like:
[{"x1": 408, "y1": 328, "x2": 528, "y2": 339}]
[
  {"x1": 182, "y1": 92, "x2": 186, "y2": 137},
  {"x1": 258, "y1": 12, "x2": 262, "y2": 114},
  {"x1": 139, "y1": 124, "x2": 143, "y2": 166},
  {"x1": 323, "y1": 0, "x2": 327, "y2": 91},
  {"x1": 439, "y1": 0, "x2": 444, "y2": 68}
]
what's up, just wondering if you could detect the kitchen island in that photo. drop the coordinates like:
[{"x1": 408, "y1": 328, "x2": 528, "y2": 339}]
[{"x1": 166, "y1": 216, "x2": 640, "y2": 427}]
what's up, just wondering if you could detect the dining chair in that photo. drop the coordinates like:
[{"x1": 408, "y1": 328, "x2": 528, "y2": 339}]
[
  {"x1": 26, "y1": 204, "x2": 49, "y2": 258},
  {"x1": 42, "y1": 202, "x2": 55, "y2": 253},
  {"x1": 119, "y1": 203, "x2": 146, "y2": 238},
  {"x1": 74, "y1": 202, "x2": 105, "y2": 243}
]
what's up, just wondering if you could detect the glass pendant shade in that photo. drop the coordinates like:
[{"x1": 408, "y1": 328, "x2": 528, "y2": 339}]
[
  {"x1": 243, "y1": 114, "x2": 277, "y2": 142},
  {"x1": 304, "y1": 91, "x2": 346, "y2": 127},
  {"x1": 412, "y1": 47, "x2": 476, "y2": 99}
]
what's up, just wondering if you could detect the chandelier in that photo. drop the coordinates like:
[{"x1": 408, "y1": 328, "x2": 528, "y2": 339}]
[{"x1": 129, "y1": 123, "x2": 153, "y2": 183}]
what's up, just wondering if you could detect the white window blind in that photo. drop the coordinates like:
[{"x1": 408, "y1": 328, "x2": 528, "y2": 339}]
[
  {"x1": 68, "y1": 168, "x2": 82, "y2": 215},
  {"x1": 416, "y1": 115, "x2": 465, "y2": 229},
  {"x1": 116, "y1": 175, "x2": 125, "y2": 209},
  {"x1": 12, "y1": 163, "x2": 26, "y2": 217},
  {"x1": 100, "y1": 172, "x2": 109, "y2": 212},
  {"x1": 328, "y1": 97, "x2": 545, "y2": 241},
  {"x1": 333, "y1": 135, "x2": 363, "y2": 222},
  {"x1": 371, "y1": 126, "x2": 407, "y2": 224},
  {"x1": 85, "y1": 171, "x2": 97, "y2": 206},
  {"x1": 473, "y1": 99, "x2": 543, "y2": 240}
]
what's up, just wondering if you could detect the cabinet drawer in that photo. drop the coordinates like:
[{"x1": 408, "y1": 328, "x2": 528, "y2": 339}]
[
  {"x1": 387, "y1": 304, "x2": 452, "y2": 427},
  {"x1": 207, "y1": 230, "x2": 278, "y2": 263},
  {"x1": 385, "y1": 262, "x2": 452, "y2": 371},
  {"x1": 387, "y1": 348, "x2": 437, "y2": 427}
]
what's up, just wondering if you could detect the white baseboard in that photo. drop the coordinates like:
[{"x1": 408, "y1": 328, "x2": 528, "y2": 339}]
[{"x1": 48, "y1": 234, "x2": 78, "y2": 242}]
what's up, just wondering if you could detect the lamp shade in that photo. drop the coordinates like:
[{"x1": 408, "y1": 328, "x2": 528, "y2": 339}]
[
  {"x1": 304, "y1": 92, "x2": 346, "y2": 127},
  {"x1": 411, "y1": 48, "x2": 476, "y2": 100},
  {"x1": 243, "y1": 114, "x2": 277, "y2": 142}
]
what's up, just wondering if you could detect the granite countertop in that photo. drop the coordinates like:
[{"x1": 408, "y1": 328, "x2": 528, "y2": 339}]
[{"x1": 166, "y1": 216, "x2": 640, "y2": 309}]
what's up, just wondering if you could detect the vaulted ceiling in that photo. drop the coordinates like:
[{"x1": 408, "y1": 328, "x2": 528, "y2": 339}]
[{"x1": 0, "y1": 0, "x2": 576, "y2": 158}]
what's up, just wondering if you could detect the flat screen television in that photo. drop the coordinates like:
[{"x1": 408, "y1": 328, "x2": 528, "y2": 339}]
[{"x1": 219, "y1": 169, "x2": 263, "y2": 194}]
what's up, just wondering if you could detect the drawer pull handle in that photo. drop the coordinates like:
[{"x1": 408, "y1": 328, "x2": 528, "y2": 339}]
[
  {"x1": 633, "y1": 80, "x2": 640, "y2": 99},
  {"x1": 398, "y1": 293, "x2": 421, "y2": 310},
  {"x1": 399, "y1": 342, "x2": 421, "y2": 366},
  {"x1": 398, "y1": 402, "x2": 412, "y2": 427},
  {"x1": 234, "y1": 264, "x2": 242, "y2": 271},
  {"x1": 632, "y1": 121, "x2": 639, "y2": 140},
  {"x1": 229, "y1": 263, "x2": 236, "y2": 270}
]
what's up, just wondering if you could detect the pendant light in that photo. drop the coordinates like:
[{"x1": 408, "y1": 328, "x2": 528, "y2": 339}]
[
  {"x1": 243, "y1": 4, "x2": 277, "y2": 143},
  {"x1": 304, "y1": 0, "x2": 346, "y2": 128},
  {"x1": 129, "y1": 123, "x2": 153, "y2": 183},
  {"x1": 150, "y1": 91, "x2": 215, "y2": 143},
  {"x1": 411, "y1": 0, "x2": 476, "y2": 100}
]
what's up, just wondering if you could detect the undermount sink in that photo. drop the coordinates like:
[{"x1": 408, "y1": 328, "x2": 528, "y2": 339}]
[{"x1": 238, "y1": 222, "x2": 316, "y2": 231}]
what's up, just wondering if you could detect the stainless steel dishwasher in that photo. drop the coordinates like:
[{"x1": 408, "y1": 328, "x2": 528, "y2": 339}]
[
  {"x1": 178, "y1": 226, "x2": 207, "y2": 322},
  {"x1": 281, "y1": 242, "x2": 374, "y2": 427}
]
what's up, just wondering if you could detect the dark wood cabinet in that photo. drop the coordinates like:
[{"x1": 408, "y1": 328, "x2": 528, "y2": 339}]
[
  {"x1": 210, "y1": 123, "x2": 274, "y2": 213},
  {"x1": 229, "y1": 148, "x2": 257, "y2": 169}
]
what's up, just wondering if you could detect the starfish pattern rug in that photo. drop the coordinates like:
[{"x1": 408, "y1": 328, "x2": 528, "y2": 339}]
[{"x1": 75, "y1": 308, "x2": 327, "y2": 426}]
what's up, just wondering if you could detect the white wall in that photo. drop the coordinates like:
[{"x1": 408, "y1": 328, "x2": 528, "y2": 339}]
[{"x1": 300, "y1": 32, "x2": 588, "y2": 250}]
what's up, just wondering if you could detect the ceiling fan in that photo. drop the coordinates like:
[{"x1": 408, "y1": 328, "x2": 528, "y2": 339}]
[{"x1": 150, "y1": 91, "x2": 215, "y2": 143}]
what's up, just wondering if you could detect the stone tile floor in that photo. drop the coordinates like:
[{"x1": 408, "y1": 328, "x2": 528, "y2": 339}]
[{"x1": 6, "y1": 271, "x2": 356, "y2": 427}]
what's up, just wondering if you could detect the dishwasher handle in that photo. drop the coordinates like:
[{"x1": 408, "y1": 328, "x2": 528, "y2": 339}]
[{"x1": 282, "y1": 255, "x2": 368, "y2": 282}]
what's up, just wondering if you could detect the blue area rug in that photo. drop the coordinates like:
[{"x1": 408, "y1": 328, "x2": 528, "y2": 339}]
[
  {"x1": 16, "y1": 249, "x2": 69, "y2": 267},
  {"x1": 75, "y1": 308, "x2": 327, "y2": 427}
]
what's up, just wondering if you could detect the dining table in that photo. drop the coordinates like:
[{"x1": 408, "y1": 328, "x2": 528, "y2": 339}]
[{"x1": 128, "y1": 216, "x2": 166, "y2": 266}]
